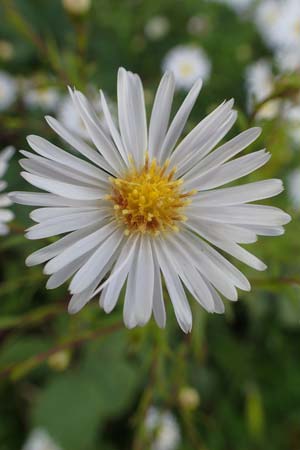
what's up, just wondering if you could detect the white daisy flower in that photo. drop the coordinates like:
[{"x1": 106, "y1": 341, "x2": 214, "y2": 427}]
[
  {"x1": 276, "y1": 47, "x2": 300, "y2": 73},
  {"x1": 283, "y1": 101, "x2": 300, "y2": 144},
  {"x1": 275, "y1": 0, "x2": 300, "y2": 50},
  {"x1": 23, "y1": 86, "x2": 60, "y2": 112},
  {"x1": 22, "y1": 428, "x2": 62, "y2": 450},
  {"x1": 254, "y1": 0, "x2": 282, "y2": 49},
  {"x1": 145, "y1": 407, "x2": 180, "y2": 450},
  {"x1": 144, "y1": 16, "x2": 170, "y2": 41},
  {"x1": 162, "y1": 46, "x2": 211, "y2": 90},
  {"x1": 0, "y1": 70, "x2": 17, "y2": 111},
  {"x1": 10, "y1": 68, "x2": 290, "y2": 332},
  {"x1": 245, "y1": 60, "x2": 279, "y2": 120},
  {"x1": 0, "y1": 146, "x2": 15, "y2": 235},
  {"x1": 287, "y1": 169, "x2": 300, "y2": 209},
  {"x1": 255, "y1": 0, "x2": 300, "y2": 53}
]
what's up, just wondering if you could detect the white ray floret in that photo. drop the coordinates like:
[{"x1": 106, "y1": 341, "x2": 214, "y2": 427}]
[
  {"x1": 0, "y1": 147, "x2": 15, "y2": 235},
  {"x1": 10, "y1": 67, "x2": 291, "y2": 332}
]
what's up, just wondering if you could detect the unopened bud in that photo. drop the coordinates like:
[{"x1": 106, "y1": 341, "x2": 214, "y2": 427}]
[
  {"x1": 178, "y1": 386, "x2": 200, "y2": 410},
  {"x1": 62, "y1": 0, "x2": 91, "y2": 15}
]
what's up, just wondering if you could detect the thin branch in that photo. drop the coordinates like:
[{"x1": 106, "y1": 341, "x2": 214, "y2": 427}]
[{"x1": 0, "y1": 320, "x2": 122, "y2": 380}]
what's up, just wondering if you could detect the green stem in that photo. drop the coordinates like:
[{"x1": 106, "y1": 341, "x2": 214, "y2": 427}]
[{"x1": 0, "y1": 320, "x2": 122, "y2": 380}]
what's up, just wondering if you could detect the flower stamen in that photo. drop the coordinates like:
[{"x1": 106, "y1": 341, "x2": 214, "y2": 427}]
[{"x1": 108, "y1": 158, "x2": 195, "y2": 235}]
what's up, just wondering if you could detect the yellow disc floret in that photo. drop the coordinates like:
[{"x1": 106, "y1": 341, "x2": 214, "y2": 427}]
[{"x1": 107, "y1": 153, "x2": 196, "y2": 236}]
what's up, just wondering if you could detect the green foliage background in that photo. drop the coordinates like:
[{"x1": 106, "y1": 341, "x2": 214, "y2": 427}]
[{"x1": 0, "y1": 0, "x2": 299, "y2": 449}]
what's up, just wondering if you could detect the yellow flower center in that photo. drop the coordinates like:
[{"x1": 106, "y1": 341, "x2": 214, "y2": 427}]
[
  {"x1": 179, "y1": 62, "x2": 194, "y2": 78},
  {"x1": 107, "y1": 154, "x2": 195, "y2": 236}
]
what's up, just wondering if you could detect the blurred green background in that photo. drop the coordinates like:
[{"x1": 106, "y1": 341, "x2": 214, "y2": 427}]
[{"x1": 0, "y1": 0, "x2": 300, "y2": 449}]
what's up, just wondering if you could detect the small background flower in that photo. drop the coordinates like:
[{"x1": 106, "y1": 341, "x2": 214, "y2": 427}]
[
  {"x1": 0, "y1": 146, "x2": 14, "y2": 235},
  {"x1": 22, "y1": 428, "x2": 62, "y2": 450},
  {"x1": 145, "y1": 16, "x2": 170, "y2": 41},
  {"x1": 23, "y1": 81, "x2": 60, "y2": 112},
  {"x1": 145, "y1": 407, "x2": 181, "y2": 450},
  {"x1": 162, "y1": 45, "x2": 211, "y2": 90},
  {"x1": 0, "y1": 70, "x2": 17, "y2": 111}
]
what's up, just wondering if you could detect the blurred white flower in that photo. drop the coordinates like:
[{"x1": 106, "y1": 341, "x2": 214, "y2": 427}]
[
  {"x1": 287, "y1": 169, "x2": 300, "y2": 209},
  {"x1": 276, "y1": 0, "x2": 300, "y2": 50},
  {"x1": 145, "y1": 407, "x2": 181, "y2": 450},
  {"x1": 62, "y1": 0, "x2": 91, "y2": 14},
  {"x1": 57, "y1": 92, "x2": 111, "y2": 140},
  {"x1": 0, "y1": 147, "x2": 15, "y2": 235},
  {"x1": 11, "y1": 68, "x2": 290, "y2": 331},
  {"x1": 24, "y1": 86, "x2": 60, "y2": 112},
  {"x1": 210, "y1": 0, "x2": 254, "y2": 14},
  {"x1": 276, "y1": 48, "x2": 300, "y2": 73},
  {"x1": 283, "y1": 102, "x2": 300, "y2": 144},
  {"x1": 254, "y1": 0, "x2": 282, "y2": 49},
  {"x1": 145, "y1": 16, "x2": 170, "y2": 40},
  {"x1": 255, "y1": 0, "x2": 300, "y2": 55},
  {"x1": 162, "y1": 45, "x2": 211, "y2": 90},
  {"x1": 245, "y1": 60, "x2": 279, "y2": 119},
  {"x1": 0, "y1": 71, "x2": 17, "y2": 111},
  {"x1": 22, "y1": 428, "x2": 62, "y2": 450}
]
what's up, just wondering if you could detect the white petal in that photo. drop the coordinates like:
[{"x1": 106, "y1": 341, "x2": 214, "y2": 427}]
[
  {"x1": 123, "y1": 252, "x2": 139, "y2": 329},
  {"x1": 163, "y1": 236, "x2": 215, "y2": 312},
  {"x1": 245, "y1": 225, "x2": 285, "y2": 236},
  {"x1": 148, "y1": 71, "x2": 175, "y2": 159},
  {"x1": 26, "y1": 212, "x2": 106, "y2": 239},
  {"x1": 68, "y1": 277, "x2": 100, "y2": 314},
  {"x1": 151, "y1": 242, "x2": 166, "y2": 328},
  {"x1": 45, "y1": 115, "x2": 112, "y2": 173},
  {"x1": 176, "y1": 110, "x2": 238, "y2": 178},
  {"x1": 188, "y1": 204, "x2": 291, "y2": 226},
  {"x1": 21, "y1": 172, "x2": 104, "y2": 200},
  {"x1": 26, "y1": 223, "x2": 101, "y2": 266},
  {"x1": 30, "y1": 206, "x2": 106, "y2": 223},
  {"x1": 206, "y1": 283, "x2": 225, "y2": 314},
  {"x1": 27, "y1": 135, "x2": 109, "y2": 184},
  {"x1": 117, "y1": 68, "x2": 147, "y2": 168},
  {"x1": 46, "y1": 252, "x2": 92, "y2": 289},
  {"x1": 215, "y1": 241, "x2": 267, "y2": 271},
  {"x1": 100, "y1": 90, "x2": 129, "y2": 164},
  {"x1": 184, "y1": 221, "x2": 266, "y2": 271},
  {"x1": 68, "y1": 228, "x2": 123, "y2": 294},
  {"x1": 186, "y1": 218, "x2": 258, "y2": 244},
  {"x1": 153, "y1": 240, "x2": 192, "y2": 333},
  {"x1": 101, "y1": 236, "x2": 137, "y2": 313},
  {"x1": 70, "y1": 89, "x2": 125, "y2": 174},
  {"x1": 134, "y1": 236, "x2": 154, "y2": 325},
  {"x1": 0, "y1": 209, "x2": 14, "y2": 222},
  {"x1": 0, "y1": 224, "x2": 9, "y2": 235},
  {"x1": 192, "y1": 179, "x2": 283, "y2": 206},
  {"x1": 43, "y1": 221, "x2": 117, "y2": 274},
  {"x1": 0, "y1": 194, "x2": 12, "y2": 207},
  {"x1": 174, "y1": 231, "x2": 239, "y2": 301},
  {"x1": 185, "y1": 149, "x2": 270, "y2": 191},
  {"x1": 183, "y1": 127, "x2": 261, "y2": 181},
  {"x1": 159, "y1": 78, "x2": 202, "y2": 163},
  {"x1": 20, "y1": 155, "x2": 106, "y2": 189},
  {"x1": 171, "y1": 100, "x2": 235, "y2": 174},
  {"x1": 9, "y1": 191, "x2": 100, "y2": 207}
]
